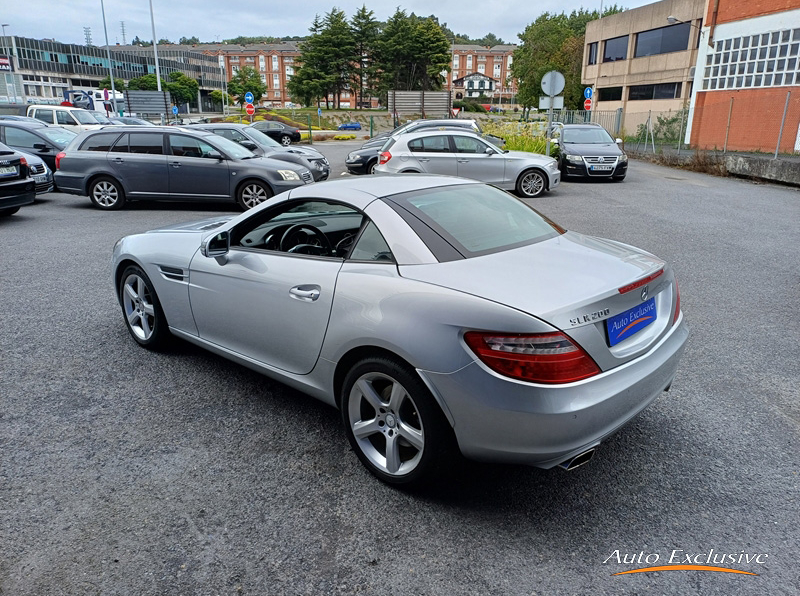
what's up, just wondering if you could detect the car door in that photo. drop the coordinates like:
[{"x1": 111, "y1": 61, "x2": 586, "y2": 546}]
[
  {"x1": 406, "y1": 135, "x2": 457, "y2": 175},
  {"x1": 188, "y1": 200, "x2": 358, "y2": 374},
  {"x1": 167, "y1": 134, "x2": 231, "y2": 199},
  {"x1": 106, "y1": 132, "x2": 169, "y2": 197},
  {"x1": 55, "y1": 110, "x2": 81, "y2": 133},
  {"x1": 1, "y1": 126, "x2": 57, "y2": 171},
  {"x1": 452, "y1": 134, "x2": 505, "y2": 186}
]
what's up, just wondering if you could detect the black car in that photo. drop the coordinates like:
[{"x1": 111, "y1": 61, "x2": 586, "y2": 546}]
[
  {"x1": 556, "y1": 124, "x2": 627, "y2": 181},
  {"x1": 0, "y1": 142, "x2": 36, "y2": 217},
  {"x1": 344, "y1": 146, "x2": 382, "y2": 175},
  {"x1": 0, "y1": 121, "x2": 77, "y2": 172},
  {"x1": 193, "y1": 123, "x2": 329, "y2": 181},
  {"x1": 250, "y1": 120, "x2": 302, "y2": 146}
]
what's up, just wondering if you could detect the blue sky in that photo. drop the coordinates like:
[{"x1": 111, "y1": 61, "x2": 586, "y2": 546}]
[{"x1": 8, "y1": 0, "x2": 659, "y2": 46}]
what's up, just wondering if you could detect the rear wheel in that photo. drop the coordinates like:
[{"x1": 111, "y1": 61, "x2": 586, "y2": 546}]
[
  {"x1": 0, "y1": 207, "x2": 20, "y2": 217},
  {"x1": 89, "y1": 176, "x2": 126, "y2": 210},
  {"x1": 236, "y1": 180, "x2": 272, "y2": 211},
  {"x1": 341, "y1": 357, "x2": 456, "y2": 488},
  {"x1": 516, "y1": 169, "x2": 546, "y2": 198},
  {"x1": 367, "y1": 160, "x2": 377, "y2": 175},
  {"x1": 118, "y1": 265, "x2": 170, "y2": 349},
  {"x1": 280, "y1": 134, "x2": 292, "y2": 146}
]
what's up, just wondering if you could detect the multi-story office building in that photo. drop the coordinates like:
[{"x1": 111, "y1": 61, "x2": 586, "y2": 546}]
[
  {"x1": 581, "y1": 0, "x2": 705, "y2": 131},
  {"x1": 0, "y1": 36, "x2": 225, "y2": 110}
]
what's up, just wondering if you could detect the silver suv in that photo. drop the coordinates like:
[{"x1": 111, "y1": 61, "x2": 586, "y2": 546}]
[{"x1": 54, "y1": 127, "x2": 313, "y2": 210}]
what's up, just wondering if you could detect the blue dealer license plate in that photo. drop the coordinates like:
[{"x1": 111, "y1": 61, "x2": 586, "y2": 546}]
[{"x1": 606, "y1": 298, "x2": 657, "y2": 346}]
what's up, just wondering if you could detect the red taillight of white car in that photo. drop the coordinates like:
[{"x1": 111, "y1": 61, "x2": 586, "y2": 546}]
[
  {"x1": 464, "y1": 331, "x2": 601, "y2": 384},
  {"x1": 55, "y1": 151, "x2": 66, "y2": 170},
  {"x1": 673, "y1": 276, "x2": 681, "y2": 325},
  {"x1": 379, "y1": 151, "x2": 391, "y2": 165}
]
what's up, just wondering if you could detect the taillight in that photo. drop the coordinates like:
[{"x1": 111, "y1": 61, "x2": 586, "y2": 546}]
[
  {"x1": 19, "y1": 156, "x2": 28, "y2": 167},
  {"x1": 379, "y1": 151, "x2": 391, "y2": 165},
  {"x1": 673, "y1": 276, "x2": 681, "y2": 325},
  {"x1": 464, "y1": 331, "x2": 601, "y2": 384},
  {"x1": 55, "y1": 151, "x2": 66, "y2": 170}
]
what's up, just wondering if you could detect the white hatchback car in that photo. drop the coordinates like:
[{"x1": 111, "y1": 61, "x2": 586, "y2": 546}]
[
  {"x1": 374, "y1": 130, "x2": 560, "y2": 198},
  {"x1": 26, "y1": 105, "x2": 103, "y2": 133}
]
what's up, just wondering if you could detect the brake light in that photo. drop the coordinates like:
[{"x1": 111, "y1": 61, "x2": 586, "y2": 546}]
[
  {"x1": 379, "y1": 151, "x2": 391, "y2": 165},
  {"x1": 618, "y1": 269, "x2": 663, "y2": 294},
  {"x1": 464, "y1": 331, "x2": 601, "y2": 384},
  {"x1": 673, "y1": 276, "x2": 681, "y2": 325},
  {"x1": 55, "y1": 151, "x2": 66, "y2": 170},
  {"x1": 19, "y1": 156, "x2": 28, "y2": 167}
]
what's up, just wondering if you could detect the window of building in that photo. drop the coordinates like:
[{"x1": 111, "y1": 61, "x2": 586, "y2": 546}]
[
  {"x1": 272, "y1": 74, "x2": 280, "y2": 89},
  {"x1": 603, "y1": 35, "x2": 628, "y2": 62},
  {"x1": 453, "y1": 55, "x2": 459, "y2": 69},
  {"x1": 467, "y1": 55, "x2": 473, "y2": 69},
  {"x1": 635, "y1": 23, "x2": 691, "y2": 58},
  {"x1": 272, "y1": 55, "x2": 278, "y2": 71},
  {"x1": 478, "y1": 64, "x2": 485, "y2": 74},
  {"x1": 259, "y1": 56, "x2": 265, "y2": 71},
  {"x1": 587, "y1": 42, "x2": 598, "y2": 65},
  {"x1": 628, "y1": 82, "x2": 682, "y2": 100},
  {"x1": 597, "y1": 86, "x2": 623, "y2": 101},
  {"x1": 285, "y1": 66, "x2": 294, "y2": 76}
]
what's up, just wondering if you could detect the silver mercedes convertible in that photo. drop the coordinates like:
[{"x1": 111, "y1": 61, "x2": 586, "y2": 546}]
[{"x1": 113, "y1": 175, "x2": 688, "y2": 486}]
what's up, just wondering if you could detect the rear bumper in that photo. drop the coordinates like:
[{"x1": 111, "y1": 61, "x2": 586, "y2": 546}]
[
  {"x1": 419, "y1": 316, "x2": 689, "y2": 468},
  {"x1": 0, "y1": 178, "x2": 36, "y2": 209}
]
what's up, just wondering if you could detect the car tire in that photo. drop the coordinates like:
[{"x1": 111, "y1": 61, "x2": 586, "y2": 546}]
[
  {"x1": 118, "y1": 265, "x2": 170, "y2": 350},
  {"x1": 367, "y1": 160, "x2": 377, "y2": 175},
  {"x1": 341, "y1": 356, "x2": 457, "y2": 488},
  {"x1": 89, "y1": 176, "x2": 126, "y2": 210},
  {"x1": 236, "y1": 180, "x2": 273, "y2": 211},
  {"x1": 280, "y1": 134, "x2": 292, "y2": 146},
  {"x1": 0, "y1": 206, "x2": 20, "y2": 217},
  {"x1": 516, "y1": 169, "x2": 546, "y2": 198}
]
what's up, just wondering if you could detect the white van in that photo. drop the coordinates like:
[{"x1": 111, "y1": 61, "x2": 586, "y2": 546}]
[{"x1": 26, "y1": 105, "x2": 103, "y2": 133}]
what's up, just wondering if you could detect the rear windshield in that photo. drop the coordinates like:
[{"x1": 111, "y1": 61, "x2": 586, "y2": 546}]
[
  {"x1": 562, "y1": 127, "x2": 614, "y2": 144},
  {"x1": 389, "y1": 184, "x2": 563, "y2": 257}
]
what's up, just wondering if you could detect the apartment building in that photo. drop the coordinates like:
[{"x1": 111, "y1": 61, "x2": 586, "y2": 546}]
[
  {"x1": 449, "y1": 44, "x2": 518, "y2": 103},
  {"x1": 582, "y1": 0, "x2": 705, "y2": 131}
]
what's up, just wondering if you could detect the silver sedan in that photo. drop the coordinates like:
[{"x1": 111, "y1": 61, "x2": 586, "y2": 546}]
[
  {"x1": 374, "y1": 129, "x2": 560, "y2": 198},
  {"x1": 112, "y1": 176, "x2": 687, "y2": 487}
]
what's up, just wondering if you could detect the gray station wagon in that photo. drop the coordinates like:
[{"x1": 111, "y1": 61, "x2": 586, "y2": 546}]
[{"x1": 54, "y1": 127, "x2": 313, "y2": 210}]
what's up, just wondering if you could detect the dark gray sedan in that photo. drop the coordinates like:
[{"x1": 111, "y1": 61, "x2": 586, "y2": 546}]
[{"x1": 54, "y1": 126, "x2": 313, "y2": 210}]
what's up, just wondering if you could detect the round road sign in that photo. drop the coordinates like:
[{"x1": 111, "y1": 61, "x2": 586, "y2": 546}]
[
  {"x1": 584, "y1": 87, "x2": 593, "y2": 99},
  {"x1": 245, "y1": 103, "x2": 255, "y2": 116},
  {"x1": 244, "y1": 91, "x2": 254, "y2": 104},
  {"x1": 541, "y1": 70, "x2": 565, "y2": 96},
  {"x1": 584, "y1": 98, "x2": 592, "y2": 111}
]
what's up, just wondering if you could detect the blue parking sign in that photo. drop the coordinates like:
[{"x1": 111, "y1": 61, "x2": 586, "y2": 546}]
[
  {"x1": 318, "y1": 108, "x2": 322, "y2": 116},
  {"x1": 172, "y1": 106, "x2": 178, "y2": 115},
  {"x1": 244, "y1": 92, "x2": 254, "y2": 104},
  {"x1": 584, "y1": 87, "x2": 593, "y2": 99}
]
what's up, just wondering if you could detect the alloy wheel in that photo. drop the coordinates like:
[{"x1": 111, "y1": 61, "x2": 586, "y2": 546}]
[
  {"x1": 93, "y1": 181, "x2": 119, "y2": 207},
  {"x1": 240, "y1": 183, "x2": 268, "y2": 209},
  {"x1": 520, "y1": 171, "x2": 545, "y2": 197},
  {"x1": 122, "y1": 273, "x2": 156, "y2": 341}
]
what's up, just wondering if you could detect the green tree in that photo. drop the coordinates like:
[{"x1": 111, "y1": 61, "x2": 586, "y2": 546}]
[
  {"x1": 210, "y1": 89, "x2": 235, "y2": 107},
  {"x1": 290, "y1": 14, "x2": 339, "y2": 108},
  {"x1": 97, "y1": 76, "x2": 126, "y2": 91},
  {"x1": 127, "y1": 73, "x2": 165, "y2": 90},
  {"x1": 227, "y1": 65, "x2": 267, "y2": 107},
  {"x1": 166, "y1": 71, "x2": 199, "y2": 106},
  {"x1": 178, "y1": 36, "x2": 200, "y2": 45},
  {"x1": 350, "y1": 5, "x2": 380, "y2": 109},
  {"x1": 318, "y1": 8, "x2": 356, "y2": 108}
]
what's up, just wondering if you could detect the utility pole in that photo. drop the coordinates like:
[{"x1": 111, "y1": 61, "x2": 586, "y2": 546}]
[
  {"x1": 83, "y1": 27, "x2": 93, "y2": 46},
  {"x1": 99, "y1": 0, "x2": 119, "y2": 115},
  {"x1": 120, "y1": 21, "x2": 127, "y2": 45}
]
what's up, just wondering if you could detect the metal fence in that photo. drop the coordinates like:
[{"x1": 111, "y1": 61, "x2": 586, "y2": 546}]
[{"x1": 551, "y1": 109, "x2": 624, "y2": 137}]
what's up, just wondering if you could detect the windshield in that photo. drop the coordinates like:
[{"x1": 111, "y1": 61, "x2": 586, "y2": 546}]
[
  {"x1": 208, "y1": 134, "x2": 257, "y2": 159},
  {"x1": 392, "y1": 184, "x2": 562, "y2": 256},
  {"x1": 39, "y1": 127, "x2": 77, "y2": 148},
  {"x1": 73, "y1": 111, "x2": 98, "y2": 124},
  {"x1": 245, "y1": 127, "x2": 282, "y2": 148},
  {"x1": 562, "y1": 127, "x2": 614, "y2": 144},
  {"x1": 90, "y1": 111, "x2": 114, "y2": 124}
]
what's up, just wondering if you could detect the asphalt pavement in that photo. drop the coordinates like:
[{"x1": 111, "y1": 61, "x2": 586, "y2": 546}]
[{"x1": 0, "y1": 144, "x2": 798, "y2": 595}]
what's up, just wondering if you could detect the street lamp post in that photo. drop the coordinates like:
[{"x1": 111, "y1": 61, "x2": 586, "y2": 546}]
[
  {"x1": 100, "y1": 0, "x2": 119, "y2": 115},
  {"x1": 1, "y1": 24, "x2": 19, "y2": 103}
]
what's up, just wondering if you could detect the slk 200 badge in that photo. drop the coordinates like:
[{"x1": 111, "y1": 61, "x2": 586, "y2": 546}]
[{"x1": 569, "y1": 308, "x2": 610, "y2": 327}]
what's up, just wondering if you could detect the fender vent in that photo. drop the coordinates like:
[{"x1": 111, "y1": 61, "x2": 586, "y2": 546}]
[{"x1": 158, "y1": 265, "x2": 187, "y2": 282}]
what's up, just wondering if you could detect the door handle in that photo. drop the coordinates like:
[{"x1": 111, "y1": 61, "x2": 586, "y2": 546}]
[
  {"x1": 170, "y1": 162, "x2": 181, "y2": 168},
  {"x1": 113, "y1": 157, "x2": 124, "y2": 163},
  {"x1": 418, "y1": 158, "x2": 430, "y2": 162},
  {"x1": 289, "y1": 285, "x2": 320, "y2": 302},
  {"x1": 457, "y1": 159, "x2": 470, "y2": 163}
]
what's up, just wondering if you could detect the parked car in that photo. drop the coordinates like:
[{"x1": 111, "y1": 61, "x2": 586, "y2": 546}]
[
  {"x1": 26, "y1": 105, "x2": 103, "y2": 133},
  {"x1": 109, "y1": 117, "x2": 156, "y2": 126},
  {"x1": 54, "y1": 126, "x2": 313, "y2": 211},
  {"x1": 0, "y1": 121, "x2": 77, "y2": 172},
  {"x1": 15, "y1": 150, "x2": 53, "y2": 194},
  {"x1": 0, "y1": 142, "x2": 36, "y2": 216},
  {"x1": 338, "y1": 122, "x2": 362, "y2": 131},
  {"x1": 556, "y1": 123, "x2": 628, "y2": 181},
  {"x1": 88, "y1": 111, "x2": 121, "y2": 125},
  {"x1": 250, "y1": 120, "x2": 302, "y2": 146},
  {"x1": 0, "y1": 115, "x2": 47, "y2": 125},
  {"x1": 362, "y1": 118, "x2": 503, "y2": 149},
  {"x1": 192, "y1": 123, "x2": 330, "y2": 181},
  {"x1": 112, "y1": 175, "x2": 687, "y2": 486},
  {"x1": 375, "y1": 129, "x2": 560, "y2": 198}
]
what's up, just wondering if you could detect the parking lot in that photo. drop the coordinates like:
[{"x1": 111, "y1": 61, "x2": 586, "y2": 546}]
[{"x1": 1, "y1": 143, "x2": 798, "y2": 595}]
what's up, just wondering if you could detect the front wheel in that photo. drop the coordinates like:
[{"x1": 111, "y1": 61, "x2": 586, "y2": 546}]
[
  {"x1": 118, "y1": 265, "x2": 170, "y2": 349},
  {"x1": 516, "y1": 169, "x2": 546, "y2": 198},
  {"x1": 280, "y1": 134, "x2": 292, "y2": 146},
  {"x1": 89, "y1": 176, "x2": 126, "y2": 210},
  {"x1": 236, "y1": 180, "x2": 273, "y2": 211},
  {"x1": 341, "y1": 357, "x2": 456, "y2": 488}
]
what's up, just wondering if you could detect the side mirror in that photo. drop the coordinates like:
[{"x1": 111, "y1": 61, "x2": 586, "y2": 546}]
[
  {"x1": 615, "y1": 138, "x2": 623, "y2": 145},
  {"x1": 201, "y1": 231, "x2": 229, "y2": 258},
  {"x1": 207, "y1": 150, "x2": 223, "y2": 160},
  {"x1": 33, "y1": 143, "x2": 50, "y2": 152},
  {"x1": 240, "y1": 140, "x2": 257, "y2": 150},
  {"x1": 484, "y1": 147, "x2": 496, "y2": 155},
  {"x1": 551, "y1": 138, "x2": 560, "y2": 145}
]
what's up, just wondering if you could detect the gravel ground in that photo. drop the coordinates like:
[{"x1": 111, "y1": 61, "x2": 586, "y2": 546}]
[{"x1": 0, "y1": 146, "x2": 798, "y2": 595}]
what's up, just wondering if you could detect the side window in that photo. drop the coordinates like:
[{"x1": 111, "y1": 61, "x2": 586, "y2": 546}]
[
  {"x1": 215, "y1": 129, "x2": 248, "y2": 142},
  {"x1": 420, "y1": 135, "x2": 450, "y2": 153},
  {"x1": 4, "y1": 127, "x2": 40, "y2": 149},
  {"x1": 408, "y1": 138, "x2": 424, "y2": 152},
  {"x1": 130, "y1": 133, "x2": 164, "y2": 155},
  {"x1": 169, "y1": 134, "x2": 216, "y2": 158},
  {"x1": 453, "y1": 135, "x2": 488, "y2": 154},
  {"x1": 110, "y1": 133, "x2": 129, "y2": 153},
  {"x1": 33, "y1": 109, "x2": 55, "y2": 125},
  {"x1": 79, "y1": 132, "x2": 123, "y2": 152},
  {"x1": 349, "y1": 221, "x2": 394, "y2": 262},
  {"x1": 56, "y1": 111, "x2": 76, "y2": 126}
]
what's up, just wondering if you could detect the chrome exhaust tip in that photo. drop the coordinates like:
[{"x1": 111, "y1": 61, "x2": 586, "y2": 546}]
[{"x1": 558, "y1": 448, "x2": 596, "y2": 471}]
